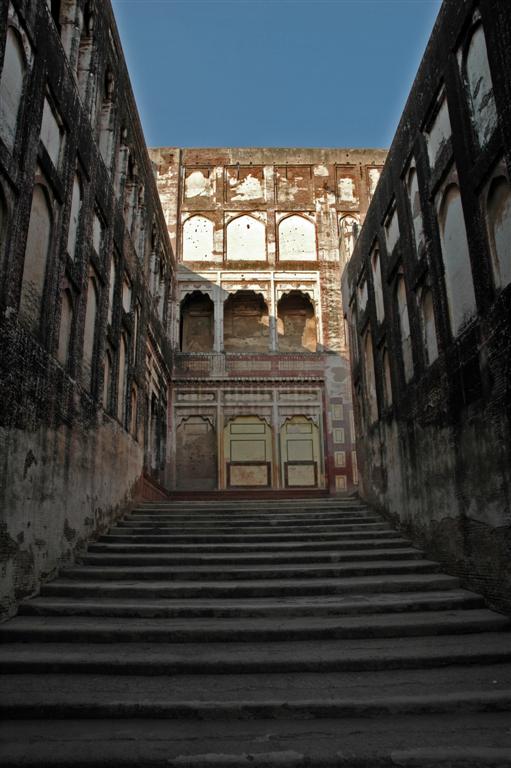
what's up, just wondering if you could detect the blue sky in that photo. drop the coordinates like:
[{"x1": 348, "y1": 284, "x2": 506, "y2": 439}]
[{"x1": 111, "y1": 0, "x2": 442, "y2": 148}]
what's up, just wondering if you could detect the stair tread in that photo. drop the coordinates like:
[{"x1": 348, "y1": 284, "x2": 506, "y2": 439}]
[
  {"x1": 3, "y1": 608, "x2": 506, "y2": 635},
  {"x1": 1, "y1": 714, "x2": 510, "y2": 766}
]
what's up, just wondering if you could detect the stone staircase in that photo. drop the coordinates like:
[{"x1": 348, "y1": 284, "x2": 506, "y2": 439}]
[{"x1": 1, "y1": 498, "x2": 510, "y2": 766}]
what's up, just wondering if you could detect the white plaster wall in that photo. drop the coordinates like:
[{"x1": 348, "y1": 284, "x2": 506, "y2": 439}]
[
  {"x1": 229, "y1": 173, "x2": 264, "y2": 201},
  {"x1": 368, "y1": 169, "x2": 381, "y2": 198},
  {"x1": 185, "y1": 170, "x2": 213, "y2": 199},
  {"x1": 278, "y1": 215, "x2": 316, "y2": 261},
  {"x1": 226, "y1": 215, "x2": 266, "y2": 261},
  {"x1": 182, "y1": 216, "x2": 214, "y2": 261},
  {"x1": 338, "y1": 177, "x2": 358, "y2": 204}
]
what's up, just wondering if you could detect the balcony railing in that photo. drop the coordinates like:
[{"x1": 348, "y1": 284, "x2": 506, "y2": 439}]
[{"x1": 173, "y1": 353, "x2": 328, "y2": 380}]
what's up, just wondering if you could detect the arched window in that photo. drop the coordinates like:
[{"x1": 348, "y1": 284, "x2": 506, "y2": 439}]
[
  {"x1": 98, "y1": 70, "x2": 115, "y2": 170},
  {"x1": 182, "y1": 215, "x2": 214, "y2": 261},
  {"x1": 82, "y1": 276, "x2": 98, "y2": 391},
  {"x1": 420, "y1": 289, "x2": 439, "y2": 366},
  {"x1": 382, "y1": 347, "x2": 392, "y2": 407},
  {"x1": 385, "y1": 204, "x2": 400, "y2": 255},
  {"x1": 226, "y1": 215, "x2": 266, "y2": 261},
  {"x1": 407, "y1": 166, "x2": 425, "y2": 257},
  {"x1": 396, "y1": 275, "x2": 413, "y2": 382},
  {"x1": 278, "y1": 215, "x2": 316, "y2": 261},
  {"x1": 57, "y1": 289, "x2": 73, "y2": 366},
  {"x1": 277, "y1": 292, "x2": 317, "y2": 352},
  {"x1": 437, "y1": 184, "x2": 477, "y2": 335},
  {"x1": 77, "y1": 3, "x2": 95, "y2": 105},
  {"x1": 117, "y1": 334, "x2": 128, "y2": 424},
  {"x1": 66, "y1": 172, "x2": 82, "y2": 260},
  {"x1": 0, "y1": 186, "x2": 7, "y2": 255},
  {"x1": 48, "y1": 0, "x2": 62, "y2": 27},
  {"x1": 0, "y1": 27, "x2": 26, "y2": 150},
  {"x1": 103, "y1": 347, "x2": 113, "y2": 411},
  {"x1": 363, "y1": 331, "x2": 378, "y2": 423},
  {"x1": 180, "y1": 292, "x2": 214, "y2": 353},
  {"x1": 59, "y1": 1, "x2": 81, "y2": 68},
  {"x1": 107, "y1": 255, "x2": 116, "y2": 324},
  {"x1": 122, "y1": 274, "x2": 132, "y2": 313},
  {"x1": 486, "y1": 176, "x2": 511, "y2": 290},
  {"x1": 463, "y1": 23, "x2": 498, "y2": 149},
  {"x1": 40, "y1": 96, "x2": 64, "y2": 169},
  {"x1": 339, "y1": 216, "x2": 359, "y2": 265},
  {"x1": 130, "y1": 386, "x2": 138, "y2": 438},
  {"x1": 19, "y1": 185, "x2": 53, "y2": 334},
  {"x1": 371, "y1": 247, "x2": 384, "y2": 323}
]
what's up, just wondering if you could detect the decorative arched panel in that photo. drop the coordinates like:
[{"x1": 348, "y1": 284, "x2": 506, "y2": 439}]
[
  {"x1": 224, "y1": 416, "x2": 272, "y2": 488},
  {"x1": 182, "y1": 215, "x2": 214, "y2": 261},
  {"x1": 280, "y1": 416, "x2": 321, "y2": 488},
  {"x1": 226, "y1": 215, "x2": 266, "y2": 261},
  {"x1": 278, "y1": 215, "x2": 317, "y2": 261},
  {"x1": 176, "y1": 416, "x2": 217, "y2": 490}
]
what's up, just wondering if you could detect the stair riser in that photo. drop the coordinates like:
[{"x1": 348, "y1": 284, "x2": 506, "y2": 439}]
[
  {"x1": 122, "y1": 516, "x2": 380, "y2": 526},
  {"x1": 18, "y1": 596, "x2": 486, "y2": 619},
  {"x1": 98, "y1": 532, "x2": 396, "y2": 544},
  {"x1": 114, "y1": 524, "x2": 389, "y2": 535},
  {"x1": 40, "y1": 577, "x2": 459, "y2": 599},
  {"x1": 79, "y1": 550, "x2": 423, "y2": 567},
  {"x1": 60, "y1": 564, "x2": 440, "y2": 582},
  {"x1": 3, "y1": 693, "x2": 511, "y2": 721},
  {"x1": 2, "y1": 651, "x2": 511, "y2": 675},
  {"x1": 1, "y1": 618, "x2": 507, "y2": 644},
  {"x1": 91, "y1": 536, "x2": 407, "y2": 552}
]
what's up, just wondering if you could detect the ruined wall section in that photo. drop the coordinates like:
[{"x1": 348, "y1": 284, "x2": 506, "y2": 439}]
[
  {"x1": 0, "y1": 0, "x2": 175, "y2": 616},
  {"x1": 342, "y1": 0, "x2": 511, "y2": 611}
]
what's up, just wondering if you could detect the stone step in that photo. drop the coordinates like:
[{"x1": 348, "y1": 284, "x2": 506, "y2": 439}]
[
  {"x1": 113, "y1": 521, "x2": 389, "y2": 535},
  {"x1": 123, "y1": 513, "x2": 380, "y2": 526},
  {"x1": 18, "y1": 590, "x2": 486, "y2": 619},
  {"x1": 4, "y1": 663, "x2": 511, "y2": 712},
  {"x1": 59, "y1": 559, "x2": 440, "y2": 583},
  {"x1": 80, "y1": 546, "x2": 424, "y2": 567},
  {"x1": 132, "y1": 502, "x2": 367, "y2": 513},
  {"x1": 126, "y1": 511, "x2": 375, "y2": 523},
  {"x1": 1, "y1": 714, "x2": 510, "y2": 766},
  {"x1": 39, "y1": 573, "x2": 462, "y2": 599},
  {"x1": 2, "y1": 632, "x2": 510, "y2": 675},
  {"x1": 99, "y1": 529, "x2": 398, "y2": 544},
  {"x1": 1, "y1": 609, "x2": 507, "y2": 644},
  {"x1": 88, "y1": 536, "x2": 411, "y2": 554},
  {"x1": 116, "y1": 519, "x2": 384, "y2": 532}
]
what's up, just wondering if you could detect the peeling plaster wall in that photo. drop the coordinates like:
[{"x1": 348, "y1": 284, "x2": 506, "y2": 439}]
[
  {"x1": 342, "y1": 0, "x2": 511, "y2": 612},
  {"x1": 0, "y1": 1, "x2": 174, "y2": 617}
]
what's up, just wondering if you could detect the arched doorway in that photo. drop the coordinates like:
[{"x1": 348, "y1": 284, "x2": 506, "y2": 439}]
[
  {"x1": 180, "y1": 291, "x2": 214, "y2": 352},
  {"x1": 224, "y1": 416, "x2": 272, "y2": 488},
  {"x1": 176, "y1": 416, "x2": 217, "y2": 490},
  {"x1": 280, "y1": 416, "x2": 321, "y2": 488}
]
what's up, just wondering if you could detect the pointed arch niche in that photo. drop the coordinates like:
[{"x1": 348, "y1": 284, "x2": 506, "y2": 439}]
[
  {"x1": 224, "y1": 416, "x2": 272, "y2": 489},
  {"x1": 278, "y1": 214, "x2": 317, "y2": 261},
  {"x1": 182, "y1": 215, "x2": 214, "y2": 261},
  {"x1": 226, "y1": 214, "x2": 266, "y2": 261},
  {"x1": 280, "y1": 416, "x2": 321, "y2": 489},
  {"x1": 180, "y1": 291, "x2": 214, "y2": 353},
  {"x1": 223, "y1": 290, "x2": 269, "y2": 352},
  {"x1": 176, "y1": 415, "x2": 217, "y2": 491}
]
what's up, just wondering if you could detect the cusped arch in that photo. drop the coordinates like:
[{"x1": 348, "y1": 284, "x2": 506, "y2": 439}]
[
  {"x1": 0, "y1": 26, "x2": 27, "y2": 150},
  {"x1": 182, "y1": 215, "x2": 215, "y2": 261},
  {"x1": 277, "y1": 290, "x2": 317, "y2": 353},
  {"x1": 226, "y1": 214, "x2": 266, "y2": 262},
  {"x1": 180, "y1": 290, "x2": 214, "y2": 353},
  {"x1": 278, "y1": 214, "x2": 317, "y2": 261},
  {"x1": 486, "y1": 175, "x2": 511, "y2": 289},
  {"x1": 223, "y1": 290, "x2": 269, "y2": 352}
]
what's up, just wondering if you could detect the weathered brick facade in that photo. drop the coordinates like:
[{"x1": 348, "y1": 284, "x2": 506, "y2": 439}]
[
  {"x1": 342, "y1": 0, "x2": 511, "y2": 611},
  {"x1": 150, "y1": 147, "x2": 386, "y2": 493},
  {"x1": 0, "y1": 0, "x2": 174, "y2": 616}
]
